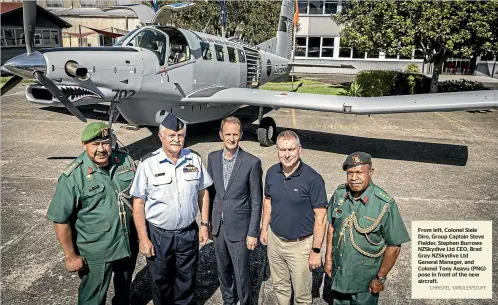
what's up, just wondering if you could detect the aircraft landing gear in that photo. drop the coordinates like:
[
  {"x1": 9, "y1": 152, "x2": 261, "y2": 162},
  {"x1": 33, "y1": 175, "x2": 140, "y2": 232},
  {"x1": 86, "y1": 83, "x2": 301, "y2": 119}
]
[{"x1": 257, "y1": 106, "x2": 277, "y2": 147}]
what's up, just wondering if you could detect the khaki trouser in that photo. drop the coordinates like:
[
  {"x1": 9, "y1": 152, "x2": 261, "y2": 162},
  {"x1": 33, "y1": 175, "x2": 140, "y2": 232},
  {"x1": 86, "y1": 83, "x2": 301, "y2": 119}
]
[{"x1": 267, "y1": 228, "x2": 313, "y2": 305}]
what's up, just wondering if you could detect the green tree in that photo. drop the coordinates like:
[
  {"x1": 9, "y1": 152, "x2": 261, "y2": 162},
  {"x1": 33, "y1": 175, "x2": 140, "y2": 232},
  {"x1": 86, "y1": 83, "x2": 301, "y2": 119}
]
[
  {"x1": 151, "y1": 0, "x2": 281, "y2": 45},
  {"x1": 333, "y1": 0, "x2": 498, "y2": 92}
]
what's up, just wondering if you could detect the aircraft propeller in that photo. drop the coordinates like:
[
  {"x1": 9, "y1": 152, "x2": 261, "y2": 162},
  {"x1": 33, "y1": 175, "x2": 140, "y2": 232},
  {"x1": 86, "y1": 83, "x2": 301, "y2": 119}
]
[{"x1": 1, "y1": 1, "x2": 87, "y2": 122}]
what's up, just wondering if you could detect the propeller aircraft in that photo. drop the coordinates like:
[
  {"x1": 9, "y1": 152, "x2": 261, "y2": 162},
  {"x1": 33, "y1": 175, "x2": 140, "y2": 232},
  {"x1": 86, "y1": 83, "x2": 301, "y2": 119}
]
[{"x1": 2, "y1": 0, "x2": 498, "y2": 146}]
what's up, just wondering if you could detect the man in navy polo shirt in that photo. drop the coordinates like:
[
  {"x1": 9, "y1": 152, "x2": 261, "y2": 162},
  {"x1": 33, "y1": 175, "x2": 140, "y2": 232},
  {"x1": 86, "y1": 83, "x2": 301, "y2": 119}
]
[{"x1": 260, "y1": 130, "x2": 328, "y2": 305}]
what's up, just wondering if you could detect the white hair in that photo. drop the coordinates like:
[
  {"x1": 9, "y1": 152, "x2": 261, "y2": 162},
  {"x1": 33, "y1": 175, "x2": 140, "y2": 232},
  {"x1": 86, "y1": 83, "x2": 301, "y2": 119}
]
[{"x1": 276, "y1": 130, "x2": 301, "y2": 147}]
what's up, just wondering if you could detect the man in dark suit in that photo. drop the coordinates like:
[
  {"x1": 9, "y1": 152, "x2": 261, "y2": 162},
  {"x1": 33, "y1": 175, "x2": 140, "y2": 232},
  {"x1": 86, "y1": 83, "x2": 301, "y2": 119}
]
[{"x1": 207, "y1": 116, "x2": 263, "y2": 305}]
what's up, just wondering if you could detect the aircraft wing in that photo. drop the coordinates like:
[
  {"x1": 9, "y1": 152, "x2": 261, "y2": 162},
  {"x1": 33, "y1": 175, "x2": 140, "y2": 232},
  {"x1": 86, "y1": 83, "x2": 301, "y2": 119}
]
[{"x1": 181, "y1": 87, "x2": 498, "y2": 114}]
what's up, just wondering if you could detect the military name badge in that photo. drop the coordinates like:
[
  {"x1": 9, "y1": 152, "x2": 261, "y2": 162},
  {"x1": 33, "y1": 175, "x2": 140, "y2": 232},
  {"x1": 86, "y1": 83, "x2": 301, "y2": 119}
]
[{"x1": 183, "y1": 164, "x2": 199, "y2": 173}]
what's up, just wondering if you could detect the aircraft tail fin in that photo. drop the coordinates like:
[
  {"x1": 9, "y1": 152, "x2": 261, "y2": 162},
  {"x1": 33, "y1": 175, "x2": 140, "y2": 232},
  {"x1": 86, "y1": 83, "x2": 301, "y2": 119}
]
[
  {"x1": 275, "y1": 0, "x2": 295, "y2": 59},
  {"x1": 258, "y1": 0, "x2": 294, "y2": 59}
]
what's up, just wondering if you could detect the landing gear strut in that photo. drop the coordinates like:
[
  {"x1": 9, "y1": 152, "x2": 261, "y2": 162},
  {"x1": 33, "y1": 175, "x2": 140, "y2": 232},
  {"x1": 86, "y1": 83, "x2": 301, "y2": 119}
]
[
  {"x1": 108, "y1": 101, "x2": 120, "y2": 148},
  {"x1": 257, "y1": 106, "x2": 277, "y2": 147}
]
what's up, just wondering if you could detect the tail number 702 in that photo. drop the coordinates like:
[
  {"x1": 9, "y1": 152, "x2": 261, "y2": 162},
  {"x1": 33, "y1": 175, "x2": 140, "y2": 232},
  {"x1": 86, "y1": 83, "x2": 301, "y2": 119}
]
[{"x1": 112, "y1": 89, "x2": 136, "y2": 101}]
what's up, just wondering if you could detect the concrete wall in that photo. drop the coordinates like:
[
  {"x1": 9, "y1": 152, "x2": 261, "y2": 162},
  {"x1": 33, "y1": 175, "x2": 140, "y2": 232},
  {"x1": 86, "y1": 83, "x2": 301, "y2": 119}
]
[{"x1": 475, "y1": 60, "x2": 498, "y2": 79}]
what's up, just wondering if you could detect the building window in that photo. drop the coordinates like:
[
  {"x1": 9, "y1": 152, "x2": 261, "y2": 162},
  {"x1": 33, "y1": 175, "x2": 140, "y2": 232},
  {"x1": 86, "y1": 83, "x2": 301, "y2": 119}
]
[
  {"x1": 321, "y1": 37, "x2": 334, "y2": 57},
  {"x1": 295, "y1": 37, "x2": 307, "y2": 57},
  {"x1": 46, "y1": 0, "x2": 63, "y2": 7},
  {"x1": 414, "y1": 49, "x2": 424, "y2": 59},
  {"x1": 307, "y1": 37, "x2": 320, "y2": 57},
  {"x1": 367, "y1": 50, "x2": 379, "y2": 59},
  {"x1": 35, "y1": 30, "x2": 42, "y2": 45},
  {"x1": 481, "y1": 52, "x2": 495, "y2": 61},
  {"x1": 99, "y1": 34, "x2": 114, "y2": 46},
  {"x1": 324, "y1": 1, "x2": 338, "y2": 14},
  {"x1": 15, "y1": 29, "x2": 24, "y2": 45},
  {"x1": 339, "y1": 47, "x2": 351, "y2": 58},
  {"x1": 298, "y1": 0, "x2": 308, "y2": 15},
  {"x1": 309, "y1": 0, "x2": 323, "y2": 15},
  {"x1": 42, "y1": 30, "x2": 51, "y2": 45},
  {"x1": 81, "y1": 0, "x2": 98, "y2": 8},
  {"x1": 51, "y1": 30, "x2": 60, "y2": 45},
  {"x1": 4, "y1": 29, "x2": 16, "y2": 46},
  {"x1": 352, "y1": 47, "x2": 365, "y2": 59}
]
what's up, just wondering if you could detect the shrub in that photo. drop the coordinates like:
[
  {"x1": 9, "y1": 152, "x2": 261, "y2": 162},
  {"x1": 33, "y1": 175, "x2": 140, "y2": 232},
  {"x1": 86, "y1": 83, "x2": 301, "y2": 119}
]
[
  {"x1": 355, "y1": 70, "x2": 398, "y2": 96},
  {"x1": 346, "y1": 81, "x2": 363, "y2": 96},
  {"x1": 405, "y1": 64, "x2": 421, "y2": 73},
  {"x1": 438, "y1": 79, "x2": 487, "y2": 92},
  {"x1": 356, "y1": 70, "x2": 431, "y2": 96}
]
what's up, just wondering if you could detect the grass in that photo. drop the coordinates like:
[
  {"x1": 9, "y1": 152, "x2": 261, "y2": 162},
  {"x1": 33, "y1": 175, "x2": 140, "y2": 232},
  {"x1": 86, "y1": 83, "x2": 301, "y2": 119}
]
[
  {"x1": 0, "y1": 76, "x2": 34, "y2": 88},
  {"x1": 260, "y1": 78, "x2": 347, "y2": 95}
]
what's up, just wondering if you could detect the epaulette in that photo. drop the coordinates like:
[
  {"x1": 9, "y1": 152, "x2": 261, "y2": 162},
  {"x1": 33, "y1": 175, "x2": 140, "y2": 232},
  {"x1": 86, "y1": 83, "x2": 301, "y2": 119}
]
[
  {"x1": 188, "y1": 149, "x2": 201, "y2": 157},
  {"x1": 336, "y1": 183, "x2": 347, "y2": 190},
  {"x1": 140, "y1": 151, "x2": 156, "y2": 162},
  {"x1": 63, "y1": 159, "x2": 82, "y2": 177},
  {"x1": 374, "y1": 189, "x2": 394, "y2": 203},
  {"x1": 113, "y1": 147, "x2": 129, "y2": 155}
]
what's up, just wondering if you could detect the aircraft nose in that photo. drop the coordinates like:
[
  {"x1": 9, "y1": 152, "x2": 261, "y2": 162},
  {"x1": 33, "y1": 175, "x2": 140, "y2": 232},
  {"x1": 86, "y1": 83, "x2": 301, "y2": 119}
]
[{"x1": 2, "y1": 51, "x2": 46, "y2": 79}]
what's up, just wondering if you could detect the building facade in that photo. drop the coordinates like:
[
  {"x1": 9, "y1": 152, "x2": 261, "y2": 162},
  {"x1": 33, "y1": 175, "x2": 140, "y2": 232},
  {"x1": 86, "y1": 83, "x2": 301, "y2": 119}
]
[
  {"x1": 292, "y1": 0, "x2": 497, "y2": 78},
  {"x1": 0, "y1": 2, "x2": 71, "y2": 67}
]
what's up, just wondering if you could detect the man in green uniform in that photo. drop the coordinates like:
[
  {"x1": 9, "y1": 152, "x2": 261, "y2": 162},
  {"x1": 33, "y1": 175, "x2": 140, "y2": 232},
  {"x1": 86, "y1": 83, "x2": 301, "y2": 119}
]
[
  {"x1": 47, "y1": 122, "x2": 138, "y2": 305},
  {"x1": 325, "y1": 152, "x2": 410, "y2": 305}
]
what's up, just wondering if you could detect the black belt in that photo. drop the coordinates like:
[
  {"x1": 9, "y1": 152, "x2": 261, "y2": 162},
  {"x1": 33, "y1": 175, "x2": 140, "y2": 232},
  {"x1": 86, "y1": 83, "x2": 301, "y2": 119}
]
[
  {"x1": 151, "y1": 221, "x2": 197, "y2": 233},
  {"x1": 275, "y1": 233, "x2": 312, "y2": 242}
]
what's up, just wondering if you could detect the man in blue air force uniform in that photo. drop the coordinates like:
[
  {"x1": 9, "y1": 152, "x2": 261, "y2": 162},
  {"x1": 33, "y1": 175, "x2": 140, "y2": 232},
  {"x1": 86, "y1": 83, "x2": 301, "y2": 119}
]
[{"x1": 130, "y1": 113, "x2": 213, "y2": 305}]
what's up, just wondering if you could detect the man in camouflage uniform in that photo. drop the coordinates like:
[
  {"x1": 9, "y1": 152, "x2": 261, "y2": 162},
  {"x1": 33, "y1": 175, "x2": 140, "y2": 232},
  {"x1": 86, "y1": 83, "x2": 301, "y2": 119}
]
[
  {"x1": 325, "y1": 152, "x2": 410, "y2": 305},
  {"x1": 47, "y1": 122, "x2": 138, "y2": 305}
]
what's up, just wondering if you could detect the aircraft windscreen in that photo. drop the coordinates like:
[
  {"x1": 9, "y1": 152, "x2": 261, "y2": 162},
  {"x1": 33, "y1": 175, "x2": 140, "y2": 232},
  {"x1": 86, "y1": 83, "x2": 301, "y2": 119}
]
[{"x1": 114, "y1": 29, "x2": 138, "y2": 46}]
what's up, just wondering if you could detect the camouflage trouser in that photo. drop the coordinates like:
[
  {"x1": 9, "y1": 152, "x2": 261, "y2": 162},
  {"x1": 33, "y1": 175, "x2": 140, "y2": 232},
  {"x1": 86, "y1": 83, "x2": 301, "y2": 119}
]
[{"x1": 330, "y1": 290, "x2": 379, "y2": 305}]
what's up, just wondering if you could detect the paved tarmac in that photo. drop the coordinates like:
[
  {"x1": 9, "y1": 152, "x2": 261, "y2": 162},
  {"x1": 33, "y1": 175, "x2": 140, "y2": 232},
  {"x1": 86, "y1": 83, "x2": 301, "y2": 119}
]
[{"x1": 1, "y1": 84, "x2": 497, "y2": 304}]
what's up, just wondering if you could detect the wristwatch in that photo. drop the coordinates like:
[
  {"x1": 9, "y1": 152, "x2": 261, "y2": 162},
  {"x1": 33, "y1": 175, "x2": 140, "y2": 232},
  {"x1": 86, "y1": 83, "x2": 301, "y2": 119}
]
[
  {"x1": 201, "y1": 221, "x2": 210, "y2": 227},
  {"x1": 312, "y1": 247, "x2": 321, "y2": 254},
  {"x1": 375, "y1": 275, "x2": 386, "y2": 284}
]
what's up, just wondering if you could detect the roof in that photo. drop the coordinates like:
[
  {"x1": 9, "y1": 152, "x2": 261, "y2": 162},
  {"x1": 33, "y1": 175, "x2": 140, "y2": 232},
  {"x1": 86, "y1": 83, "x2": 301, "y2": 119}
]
[
  {"x1": 1, "y1": 3, "x2": 72, "y2": 28},
  {"x1": 0, "y1": 3, "x2": 23, "y2": 14}
]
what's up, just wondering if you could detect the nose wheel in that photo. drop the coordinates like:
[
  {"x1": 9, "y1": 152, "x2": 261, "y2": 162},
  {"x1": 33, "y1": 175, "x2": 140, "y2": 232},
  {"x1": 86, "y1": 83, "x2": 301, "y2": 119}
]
[{"x1": 257, "y1": 116, "x2": 277, "y2": 147}]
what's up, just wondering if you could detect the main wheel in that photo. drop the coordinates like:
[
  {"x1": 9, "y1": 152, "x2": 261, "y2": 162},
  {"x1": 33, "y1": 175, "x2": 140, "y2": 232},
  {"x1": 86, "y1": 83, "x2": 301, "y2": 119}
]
[{"x1": 257, "y1": 117, "x2": 277, "y2": 147}]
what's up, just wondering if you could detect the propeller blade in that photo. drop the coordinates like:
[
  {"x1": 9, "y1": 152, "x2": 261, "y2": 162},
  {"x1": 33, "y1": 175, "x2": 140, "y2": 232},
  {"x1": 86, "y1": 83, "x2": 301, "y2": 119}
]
[
  {"x1": 34, "y1": 71, "x2": 87, "y2": 122},
  {"x1": 23, "y1": 1, "x2": 37, "y2": 55},
  {"x1": 1, "y1": 75, "x2": 23, "y2": 96}
]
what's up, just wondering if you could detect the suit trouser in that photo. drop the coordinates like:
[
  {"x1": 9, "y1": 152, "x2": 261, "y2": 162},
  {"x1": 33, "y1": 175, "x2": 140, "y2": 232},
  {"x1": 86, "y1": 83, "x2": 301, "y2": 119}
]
[
  {"x1": 213, "y1": 220, "x2": 251, "y2": 305},
  {"x1": 147, "y1": 222, "x2": 199, "y2": 305},
  {"x1": 267, "y1": 228, "x2": 313, "y2": 305},
  {"x1": 330, "y1": 290, "x2": 379, "y2": 305},
  {"x1": 78, "y1": 255, "x2": 137, "y2": 305}
]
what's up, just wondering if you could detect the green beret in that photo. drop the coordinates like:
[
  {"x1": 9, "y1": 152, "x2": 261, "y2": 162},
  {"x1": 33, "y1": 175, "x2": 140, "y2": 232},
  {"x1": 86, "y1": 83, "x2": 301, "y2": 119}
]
[
  {"x1": 343, "y1": 151, "x2": 372, "y2": 171},
  {"x1": 81, "y1": 122, "x2": 111, "y2": 143}
]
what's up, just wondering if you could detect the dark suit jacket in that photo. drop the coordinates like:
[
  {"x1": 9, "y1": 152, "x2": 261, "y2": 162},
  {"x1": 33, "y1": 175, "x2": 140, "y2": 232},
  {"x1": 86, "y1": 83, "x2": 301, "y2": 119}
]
[{"x1": 207, "y1": 148, "x2": 263, "y2": 242}]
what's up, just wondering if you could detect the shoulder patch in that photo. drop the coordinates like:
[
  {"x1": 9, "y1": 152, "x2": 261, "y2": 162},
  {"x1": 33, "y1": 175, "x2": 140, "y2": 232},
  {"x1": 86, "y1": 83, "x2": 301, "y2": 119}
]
[
  {"x1": 336, "y1": 183, "x2": 347, "y2": 190},
  {"x1": 374, "y1": 189, "x2": 394, "y2": 203},
  {"x1": 63, "y1": 159, "x2": 82, "y2": 177}
]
